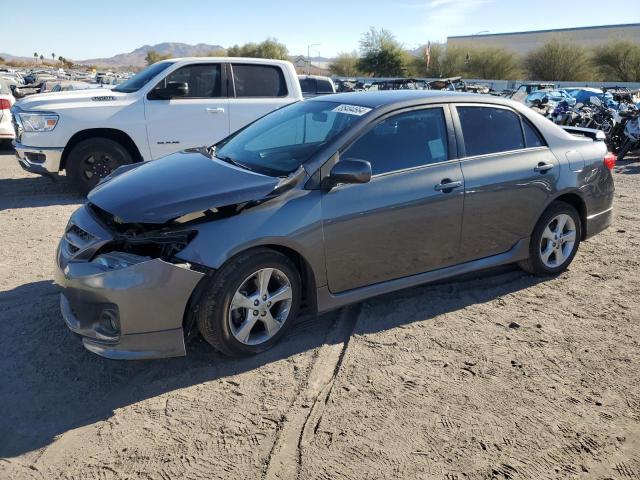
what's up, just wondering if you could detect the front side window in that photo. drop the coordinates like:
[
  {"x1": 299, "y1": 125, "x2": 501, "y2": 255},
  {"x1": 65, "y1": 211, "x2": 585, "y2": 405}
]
[
  {"x1": 232, "y1": 64, "x2": 287, "y2": 97},
  {"x1": 112, "y1": 61, "x2": 175, "y2": 93},
  {"x1": 153, "y1": 64, "x2": 222, "y2": 98},
  {"x1": 215, "y1": 100, "x2": 367, "y2": 176},
  {"x1": 343, "y1": 108, "x2": 449, "y2": 176},
  {"x1": 457, "y1": 106, "x2": 524, "y2": 157}
]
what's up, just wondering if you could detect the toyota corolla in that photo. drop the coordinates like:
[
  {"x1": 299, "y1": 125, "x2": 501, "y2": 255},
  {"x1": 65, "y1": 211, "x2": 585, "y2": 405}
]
[{"x1": 55, "y1": 91, "x2": 615, "y2": 359}]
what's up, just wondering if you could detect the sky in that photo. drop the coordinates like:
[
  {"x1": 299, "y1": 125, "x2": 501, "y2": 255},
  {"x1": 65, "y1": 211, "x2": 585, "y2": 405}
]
[{"x1": 3, "y1": 0, "x2": 640, "y2": 60}]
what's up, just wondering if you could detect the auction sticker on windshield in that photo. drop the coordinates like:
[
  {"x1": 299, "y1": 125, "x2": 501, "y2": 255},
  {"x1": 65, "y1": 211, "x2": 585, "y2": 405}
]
[{"x1": 332, "y1": 104, "x2": 372, "y2": 116}]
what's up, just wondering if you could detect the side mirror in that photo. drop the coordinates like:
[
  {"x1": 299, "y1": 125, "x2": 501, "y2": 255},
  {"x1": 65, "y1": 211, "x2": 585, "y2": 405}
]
[
  {"x1": 152, "y1": 81, "x2": 189, "y2": 99},
  {"x1": 324, "y1": 159, "x2": 372, "y2": 188}
]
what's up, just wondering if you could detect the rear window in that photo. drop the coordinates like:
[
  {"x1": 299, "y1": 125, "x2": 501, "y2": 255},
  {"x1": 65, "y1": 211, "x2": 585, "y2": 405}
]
[
  {"x1": 457, "y1": 106, "x2": 524, "y2": 157},
  {"x1": 299, "y1": 78, "x2": 315, "y2": 94},
  {"x1": 232, "y1": 64, "x2": 288, "y2": 97}
]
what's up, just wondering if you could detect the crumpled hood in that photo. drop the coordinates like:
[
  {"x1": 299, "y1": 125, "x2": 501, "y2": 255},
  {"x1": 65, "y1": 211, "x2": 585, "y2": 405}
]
[
  {"x1": 15, "y1": 88, "x2": 129, "y2": 111},
  {"x1": 88, "y1": 151, "x2": 280, "y2": 224}
]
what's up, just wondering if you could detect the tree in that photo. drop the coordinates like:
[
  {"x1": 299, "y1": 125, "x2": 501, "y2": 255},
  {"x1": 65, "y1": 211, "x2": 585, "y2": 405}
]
[
  {"x1": 33, "y1": 52, "x2": 38, "y2": 64},
  {"x1": 329, "y1": 51, "x2": 361, "y2": 76},
  {"x1": 524, "y1": 39, "x2": 595, "y2": 81},
  {"x1": 226, "y1": 38, "x2": 289, "y2": 60},
  {"x1": 357, "y1": 28, "x2": 407, "y2": 77},
  {"x1": 593, "y1": 39, "x2": 640, "y2": 82},
  {"x1": 58, "y1": 55, "x2": 63, "y2": 63},
  {"x1": 52, "y1": 52, "x2": 56, "y2": 63},
  {"x1": 145, "y1": 50, "x2": 172, "y2": 65},
  {"x1": 39, "y1": 54, "x2": 44, "y2": 63},
  {"x1": 464, "y1": 47, "x2": 521, "y2": 80}
]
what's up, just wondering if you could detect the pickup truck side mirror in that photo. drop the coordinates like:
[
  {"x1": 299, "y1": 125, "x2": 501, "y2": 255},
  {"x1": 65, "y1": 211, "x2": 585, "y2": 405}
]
[
  {"x1": 323, "y1": 159, "x2": 372, "y2": 189},
  {"x1": 151, "y1": 81, "x2": 189, "y2": 100}
]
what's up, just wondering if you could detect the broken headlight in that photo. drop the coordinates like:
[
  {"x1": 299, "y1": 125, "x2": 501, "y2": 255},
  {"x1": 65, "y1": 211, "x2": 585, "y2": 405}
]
[{"x1": 91, "y1": 252, "x2": 150, "y2": 271}]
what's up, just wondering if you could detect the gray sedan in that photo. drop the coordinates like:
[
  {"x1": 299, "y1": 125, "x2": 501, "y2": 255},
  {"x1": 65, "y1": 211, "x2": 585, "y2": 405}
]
[{"x1": 55, "y1": 91, "x2": 615, "y2": 359}]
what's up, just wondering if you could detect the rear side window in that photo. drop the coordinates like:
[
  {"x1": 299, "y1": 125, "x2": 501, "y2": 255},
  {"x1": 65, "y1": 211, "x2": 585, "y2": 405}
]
[
  {"x1": 457, "y1": 106, "x2": 524, "y2": 157},
  {"x1": 344, "y1": 107, "x2": 449, "y2": 175},
  {"x1": 523, "y1": 118, "x2": 546, "y2": 148},
  {"x1": 232, "y1": 64, "x2": 288, "y2": 97},
  {"x1": 160, "y1": 64, "x2": 221, "y2": 98},
  {"x1": 317, "y1": 79, "x2": 333, "y2": 93}
]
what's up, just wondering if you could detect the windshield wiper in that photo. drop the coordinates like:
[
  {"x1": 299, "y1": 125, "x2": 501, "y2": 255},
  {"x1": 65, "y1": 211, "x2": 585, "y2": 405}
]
[{"x1": 215, "y1": 154, "x2": 254, "y2": 172}]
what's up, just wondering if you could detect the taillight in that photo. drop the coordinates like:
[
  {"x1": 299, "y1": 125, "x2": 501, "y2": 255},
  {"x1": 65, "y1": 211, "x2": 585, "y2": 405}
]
[
  {"x1": 603, "y1": 152, "x2": 616, "y2": 170},
  {"x1": 0, "y1": 99, "x2": 10, "y2": 110}
]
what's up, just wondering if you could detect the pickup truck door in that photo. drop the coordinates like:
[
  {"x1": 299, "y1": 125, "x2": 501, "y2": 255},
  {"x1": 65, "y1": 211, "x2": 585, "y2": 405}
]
[
  {"x1": 227, "y1": 63, "x2": 298, "y2": 133},
  {"x1": 144, "y1": 63, "x2": 229, "y2": 159}
]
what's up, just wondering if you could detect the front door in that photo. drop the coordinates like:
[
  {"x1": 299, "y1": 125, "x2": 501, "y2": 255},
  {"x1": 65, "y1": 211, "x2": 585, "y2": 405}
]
[
  {"x1": 144, "y1": 63, "x2": 229, "y2": 159},
  {"x1": 321, "y1": 106, "x2": 465, "y2": 293}
]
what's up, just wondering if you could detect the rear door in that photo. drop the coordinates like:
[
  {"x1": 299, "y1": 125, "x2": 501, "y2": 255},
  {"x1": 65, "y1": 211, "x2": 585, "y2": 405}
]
[
  {"x1": 144, "y1": 62, "x2": 229, "y2": 159},
  {"x1": 228, "y1": 63, "x2": 295, "y2": 132},
  {"x1": 321, "y1": 105, "x2": 464, "y2": 293},
  {"x1": 453, "y1": 104, "x2": 559, "y2": 262}
]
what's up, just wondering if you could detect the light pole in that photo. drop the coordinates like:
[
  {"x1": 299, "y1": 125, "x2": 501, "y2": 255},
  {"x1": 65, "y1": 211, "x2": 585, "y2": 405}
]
[{"x1": 307, "y1": 43, "x2": 320, "y2": 75}]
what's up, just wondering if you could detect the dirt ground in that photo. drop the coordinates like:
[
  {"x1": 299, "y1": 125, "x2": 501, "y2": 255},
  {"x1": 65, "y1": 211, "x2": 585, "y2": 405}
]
[{"x1": 0, "y1": 145, "x2": 639, "y2": 480}]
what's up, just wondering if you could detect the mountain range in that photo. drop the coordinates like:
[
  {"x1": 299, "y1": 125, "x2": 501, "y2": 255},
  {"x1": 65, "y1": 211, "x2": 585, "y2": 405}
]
[{"x1": 1, "y1": 42, "x2": 331, "y2": 69}]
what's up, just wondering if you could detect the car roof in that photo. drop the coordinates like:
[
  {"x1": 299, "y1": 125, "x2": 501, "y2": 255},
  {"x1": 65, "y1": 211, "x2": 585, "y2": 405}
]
[{"x1": 307, "y1": 90, "x2": 508, "y2": 109}]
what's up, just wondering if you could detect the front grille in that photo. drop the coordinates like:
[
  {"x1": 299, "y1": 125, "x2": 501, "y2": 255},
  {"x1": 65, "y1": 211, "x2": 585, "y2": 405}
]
[{"x1": 62, "y1": 224, "x2": 96, "y2": 257}]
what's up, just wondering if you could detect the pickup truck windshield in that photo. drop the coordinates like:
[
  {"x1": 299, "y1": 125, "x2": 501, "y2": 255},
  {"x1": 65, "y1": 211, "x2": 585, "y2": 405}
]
[
  {"x1": 112, "y1": 61, "x2": 176, "y2": 93},
  {"x1": 215, "y1": 101, "x2": 370, "y2": 177}
]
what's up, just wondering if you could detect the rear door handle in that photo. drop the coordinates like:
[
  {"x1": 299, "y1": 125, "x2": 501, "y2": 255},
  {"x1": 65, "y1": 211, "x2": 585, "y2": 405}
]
[
  {"x1": 534, "y1": 162, "x2": 554, "y2": 173},
  {"x1": 434, "y1": 180, "x2": 463, "y2": 192},
  {"x1": 206, "y1": 107, "x2": 225, "y2": 114}
]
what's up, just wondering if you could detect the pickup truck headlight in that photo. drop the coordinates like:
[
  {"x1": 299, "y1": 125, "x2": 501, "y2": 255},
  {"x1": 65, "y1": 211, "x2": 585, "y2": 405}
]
[{"x1": 18, "y1": 112, "x2": 59, "y2": 132}]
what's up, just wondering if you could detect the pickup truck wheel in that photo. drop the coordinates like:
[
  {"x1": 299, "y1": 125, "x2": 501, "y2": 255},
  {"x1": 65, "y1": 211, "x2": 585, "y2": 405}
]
[
  {"x1": 66, "y1": 138, "x2": 132, "y2": 195},
  {"x1": 196, "y1": 248, "x2": 301, "y2": 357},
  {"x1": 518, "y1": 201, "x2": 581, "y2": 276}
]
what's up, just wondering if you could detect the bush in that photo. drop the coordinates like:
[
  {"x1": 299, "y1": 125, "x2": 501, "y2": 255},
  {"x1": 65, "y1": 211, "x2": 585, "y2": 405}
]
[
  {"x1": 524, "y1": 39, "x2": 596, "y2": 81},
  {"x1": 593, "y1": 39, "x2": 640, "y2": 82}
]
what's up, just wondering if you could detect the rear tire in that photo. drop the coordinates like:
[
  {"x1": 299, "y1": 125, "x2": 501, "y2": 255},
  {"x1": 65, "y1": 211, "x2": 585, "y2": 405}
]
[
  {"x1": 66, "y1": 138, "x2": 132, "y2": 195},
  {"x1": 196, "y1": 248, "x2": 301, "y2": 357},
  {"x1": 518, "y1": 201, "x2": 581, "y2": 276}
]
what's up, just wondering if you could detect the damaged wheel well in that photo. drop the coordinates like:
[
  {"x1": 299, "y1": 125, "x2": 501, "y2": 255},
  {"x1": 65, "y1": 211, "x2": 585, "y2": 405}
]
[{"x1": 181, "y1": 245, "x2": 318, "y2": 341}]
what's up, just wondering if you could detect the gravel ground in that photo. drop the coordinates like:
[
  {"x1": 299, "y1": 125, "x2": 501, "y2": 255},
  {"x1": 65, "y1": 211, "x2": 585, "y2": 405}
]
[{"x1": 0, "y1": 145, "x2": 639, "y2": 480}]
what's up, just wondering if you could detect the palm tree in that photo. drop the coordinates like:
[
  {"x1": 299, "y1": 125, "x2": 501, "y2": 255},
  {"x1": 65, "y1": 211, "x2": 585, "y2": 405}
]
[
  {"x1": 33, "y1": 52, "x2": 38, "y2": 64},
  {"x1": 39, "y1": 54, "x2": 44, "y2": 63},
  {"x1": 52, "y1": 52, "x2": 56, "y2": 64},
  {"x1": 58, "y1": 55, "x2": 63, "y2": 64}
]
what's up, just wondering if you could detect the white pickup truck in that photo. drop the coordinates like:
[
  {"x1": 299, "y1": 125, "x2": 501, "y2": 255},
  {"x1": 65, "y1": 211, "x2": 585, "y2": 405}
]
[{"x1": 12, "y1": 57, "x2": 303, "y2": 193}]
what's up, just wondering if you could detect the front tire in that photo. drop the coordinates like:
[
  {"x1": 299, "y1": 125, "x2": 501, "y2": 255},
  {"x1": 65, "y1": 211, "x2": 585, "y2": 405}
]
[
  {"x1": 519, "y1": 202, "x2": 581, "y2": 276},
  {"x1": 66, "y1": 138, "x2": 132, "y2": 195},
  {"x1": 196, "y1": 248, "x2": 301, "y2": 357}
]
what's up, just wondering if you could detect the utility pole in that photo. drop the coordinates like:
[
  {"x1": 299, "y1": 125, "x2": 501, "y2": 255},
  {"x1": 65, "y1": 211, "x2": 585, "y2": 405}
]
[{"x1": 306, "y1": 44, "x2": 320, "y2": 75}]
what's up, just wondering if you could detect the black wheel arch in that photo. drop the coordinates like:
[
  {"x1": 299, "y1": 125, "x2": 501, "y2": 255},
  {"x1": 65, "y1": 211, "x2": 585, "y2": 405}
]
[
  {"x1": 182, "y1": 244, "x2": 319, "y2": 338},
  {"x1": 541, "y1": 191, "x2": 588, "y2": 240},
  {"x1": 61, "y1": 128, "x2": 143, "y2": 171}
]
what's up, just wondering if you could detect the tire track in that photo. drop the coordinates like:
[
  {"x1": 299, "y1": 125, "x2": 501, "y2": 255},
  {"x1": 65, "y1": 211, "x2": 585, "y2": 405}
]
[{"x1": 263, "y1": 304, "x2": 361, "y2": 480}]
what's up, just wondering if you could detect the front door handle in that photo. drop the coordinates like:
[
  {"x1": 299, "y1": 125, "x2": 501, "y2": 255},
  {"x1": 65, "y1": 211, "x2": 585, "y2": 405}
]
[
  {"x1": 206, "y1": 107, "x2": 225, "y2": 114},
  {"x1": 534, "y1": 162, "x2": 554, "y2": 173},
  {"x1": 434, "y1": 179, "x2": 463, "y2": 192}
]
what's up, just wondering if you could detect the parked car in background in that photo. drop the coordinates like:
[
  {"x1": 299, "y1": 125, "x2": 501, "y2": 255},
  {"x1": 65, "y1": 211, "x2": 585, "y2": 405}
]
[
  {"x1": 509, "y1": 83, "x2": 556, "y2": 103},
  {"x1": 0, "y1": 79, "x2": 16, "y2": 145},
  {"x1": 564, "y1": 87, "x2": 614, "y2": 107},
  {"x1": 525, "y1": 90, "x2": 576, "y2": 108},
  {"x1": 12, "y1": 57, "x2": 303, "y2": 193},
  {"x1": 298, "y1": 75, "x2": 336, "y2": 97},
  {"x1": 55, "y1": 91, "x2": 615, "y2": 359}
]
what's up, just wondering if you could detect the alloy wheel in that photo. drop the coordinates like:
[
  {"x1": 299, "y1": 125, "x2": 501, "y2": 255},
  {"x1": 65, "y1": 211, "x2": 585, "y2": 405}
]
[
  {"x1": 228, "y1": 268, "x2": 293, "y2": 346},
  {"x1": 539, "y1": 214, "x2": 577, "y2": 268}
]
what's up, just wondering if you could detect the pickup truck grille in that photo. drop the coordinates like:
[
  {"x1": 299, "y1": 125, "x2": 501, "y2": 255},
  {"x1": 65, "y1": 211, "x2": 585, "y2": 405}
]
[{"x1": 11, "y1": 113, "x2": 22, "y2": 142}]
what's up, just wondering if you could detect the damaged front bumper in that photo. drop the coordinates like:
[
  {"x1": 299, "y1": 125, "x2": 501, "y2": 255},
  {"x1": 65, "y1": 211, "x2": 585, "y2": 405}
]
[{"x1": 54, "y1": 205, "x2": 204, "y2": 360}]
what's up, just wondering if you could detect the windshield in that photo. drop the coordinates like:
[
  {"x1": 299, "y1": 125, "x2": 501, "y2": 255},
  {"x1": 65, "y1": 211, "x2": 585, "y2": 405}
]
[
  {"x1": 215, "y1": 100, "x2": 371, "y2": 177},
  {"x1": 112, "y1": 61, "x2": 175, "y2": 93}
]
